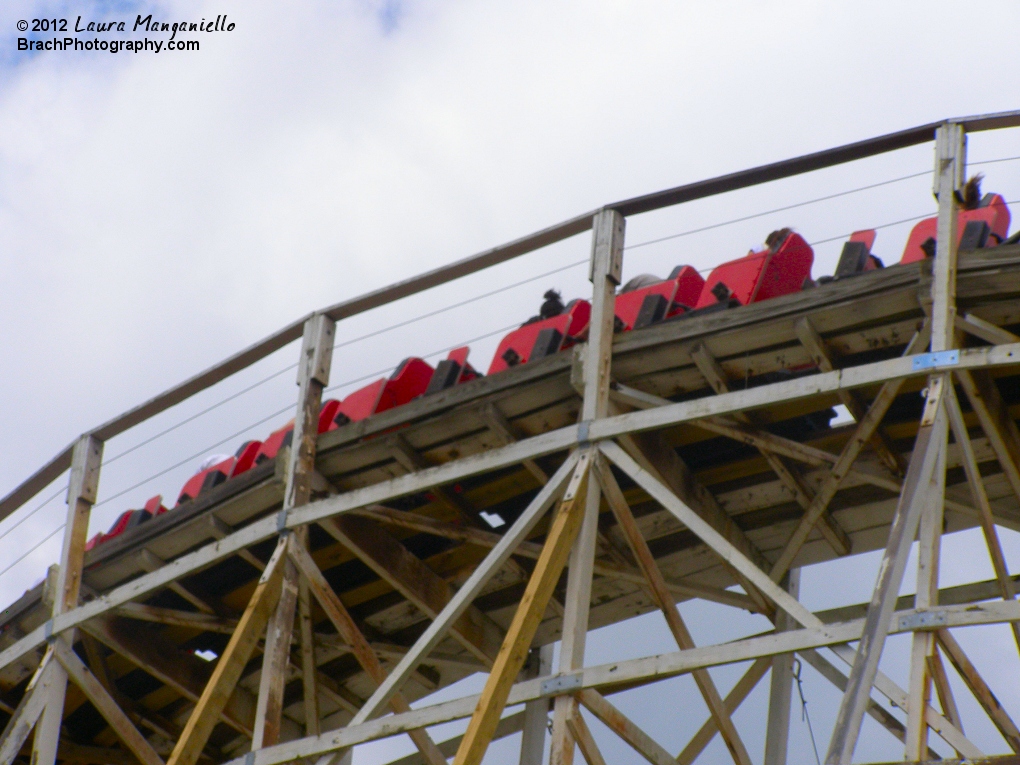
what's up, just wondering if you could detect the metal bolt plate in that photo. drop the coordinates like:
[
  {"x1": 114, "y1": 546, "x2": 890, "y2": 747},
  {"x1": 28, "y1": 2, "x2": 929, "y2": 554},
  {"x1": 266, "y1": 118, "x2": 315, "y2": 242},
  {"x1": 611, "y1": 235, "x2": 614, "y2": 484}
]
[
  {"x1": 911, "y1": 350, "x2": 959, "y2": 371},
  {"x1": 541, "y1": 673, "x2": 582, "y2": 696},
  {"x1": 898, "y1": 611, "x2": 947, "y2": 631}
]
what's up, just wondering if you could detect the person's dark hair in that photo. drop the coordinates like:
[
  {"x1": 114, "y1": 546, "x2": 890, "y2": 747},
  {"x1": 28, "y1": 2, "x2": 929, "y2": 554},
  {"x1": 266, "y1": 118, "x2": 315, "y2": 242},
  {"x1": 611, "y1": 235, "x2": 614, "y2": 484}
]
[
  {"x1": 539, "y1": 289, "x2": 564, "y2": 319},
  {"x1": 765, "y1": 227, "x2": 793, "y2": 252},
  {"x1": 963, "y1": 174, "x2": 984, "y2": 210}
]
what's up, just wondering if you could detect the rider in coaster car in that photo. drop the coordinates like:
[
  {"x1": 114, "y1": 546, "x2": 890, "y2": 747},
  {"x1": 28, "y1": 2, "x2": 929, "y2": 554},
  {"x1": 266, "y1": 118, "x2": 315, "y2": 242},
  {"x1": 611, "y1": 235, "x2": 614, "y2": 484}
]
[{"x1": 522, "y1": 289, "x2": 565, "y2": 325}]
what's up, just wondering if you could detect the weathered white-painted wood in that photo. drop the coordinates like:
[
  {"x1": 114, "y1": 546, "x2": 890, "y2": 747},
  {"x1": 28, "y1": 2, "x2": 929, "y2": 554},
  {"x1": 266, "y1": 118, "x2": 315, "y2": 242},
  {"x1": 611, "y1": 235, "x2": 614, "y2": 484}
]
[
  {"x1": 52, "y1": 640, "x2": 164, "y2": 765},
  {"x1": 764, "y1": 569, "x2": 801, "y2": 765},
  {"x1": 350, "y1": 451, "x2": 580, "y2": 726},
  {"x1": 519, "y1": 644, "x2": 553, "y2": 765},
  {"x1": 826, "y1": 378, "x2": 949, "y2": 765},
  {"x1": 0, "y1": 649, "x2": 57, "y2": 765},
  {"x1": 931, "y1": 121, "x2": 965, "y2": 352}
]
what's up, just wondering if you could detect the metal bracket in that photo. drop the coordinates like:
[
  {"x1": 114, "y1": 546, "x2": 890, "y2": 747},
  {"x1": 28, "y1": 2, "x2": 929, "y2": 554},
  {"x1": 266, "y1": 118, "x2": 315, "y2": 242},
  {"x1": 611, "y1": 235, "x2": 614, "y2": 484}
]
[
  {"x1": 912, "y1": 350, "x2": 959, "y2": 371},
  {"x1": 276, "y1": 509, "x2": 289, "y2": 533},
  {"x1": 244, "y1": 751, "x2": 256, "y2": 765},
  {"x1": 898, "y1": 610, "x2": 947, "y2": 631},
  {"x1": 44, "y1": 619, "x2": 54, "y2": 642},
  {"x1": 541, "y1": 673, "x2": 582, "y2": 696}
]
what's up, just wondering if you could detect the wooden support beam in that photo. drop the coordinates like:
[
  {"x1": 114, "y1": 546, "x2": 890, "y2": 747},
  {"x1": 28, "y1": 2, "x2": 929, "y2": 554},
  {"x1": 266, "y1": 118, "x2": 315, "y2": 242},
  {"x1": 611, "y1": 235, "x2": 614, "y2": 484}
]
[
  {"x1": 0, "y1": 649, "x2": 57, "y2": 765},
  {"x1": 593, "y1": 454, "x2": 752, "y2": 765},
  {"x1": 111, "y1": 602, "x2": 238, "y2": 633},
  {"x1": 205, "y1": 514, "x2": 267, "y2": 572},
  {"x1": 566, "y1": 710, "x2": 608, "y2": 765},
  {"x1": 575, "y1": 688, "x2": 674, "y2": 765},
  {"x1": 453, "y1": 456, "x2": 591, "y2": 765},
  {"x1": 937, "y1": 629, "x2": 1020, "y2": 753},
  {"x1": 676, "y1": 658, "x2": 771, "y2": 765},
  {"x1": 51, "y1": 640, "x2": 164, "y2": 765},
  {"x1": 351, "y1": 504, "x2": 753, "y2": 610},
  {"x1": 254, "y1": 313, "x2": 335, "y2": 750},
  {"x1": 322, "y1": 515, "x2": 500, "y2": 666},
  {"x1": 956, "y1": 312, "x2": 1020, "y2": 345},
  {"x1": 350, "y1": 451, "x2": 580, "y2": 727},
  {"x1": 957, "y1": 368, "x2": 1020, "y2": 525},
  {"x1": 764, "y1": 570, "x2": 800, "y2": 765},
  {"x1": 298, "y1": 576, "x2": 319, "y2": 737},
  {"x1": 35, "y1": 434, "x2": 104, "y2": 765},
  {"x1": 389, "y1": 433, "x2": 480, "y2": 526},
  {"x1": 928, "y1": 648, "x2": 963, "y2": 734},
  {"x1": 481, "y1": 402, "x2": 548, "y2": 485},
  {"x1": 795, "y1": 316, "x2": 905, "y2": 475},
  {"x1": 137, "y1": 550, "x2": 216, "y2": 615},
  {"x1": 906, "y1": 417, "x2": 947, "y2": 761},
  {"x1": 519, "y1": 644, "x2": 553, "y2": 765},
  {"x1": 56, "y1": 742, "x2": 137, "y2": 765},
  {"x1": 930, "y1": 121, "x2": 965, "y2": 352},
  {"x1": 288, "y1": 538, "x2": 447, "y2": 765},
  {"x1": 83, "y1": 615, "x2": 256, "y2": 737},
  {"x1": 945, "y1": 383, "x2": 1020, "y2": 654},
  {"x1": 691, "y1": 340, "x2": 850, "y2": 557},
  {"x1": 827, "y1": 376, "x2": 949, "y2": 765},
  {"x1": 381, "y1": 712, "x2": 528, "y2": 765},
  {"x1": 166, "y1": 537, "x2": 288, "y2": 765},
  {"x1": 599, "y1": 439, "x2": 979, "y2": 758},
  {"x1": 252, "y1": 554, "x2": 300, "y2": 749}
]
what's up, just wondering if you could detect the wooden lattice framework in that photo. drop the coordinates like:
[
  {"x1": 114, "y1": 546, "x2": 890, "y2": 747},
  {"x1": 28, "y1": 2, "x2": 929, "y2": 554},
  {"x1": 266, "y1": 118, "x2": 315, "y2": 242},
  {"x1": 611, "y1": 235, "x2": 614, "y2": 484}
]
[{"x1": 4, "y1": 111, "x2": 1020, "y2": 765}]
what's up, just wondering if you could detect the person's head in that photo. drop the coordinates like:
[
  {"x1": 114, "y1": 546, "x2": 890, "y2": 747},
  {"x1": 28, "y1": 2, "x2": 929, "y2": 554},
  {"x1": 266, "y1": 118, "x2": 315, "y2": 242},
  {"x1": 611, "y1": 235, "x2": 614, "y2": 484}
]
[{"x1": 540, "y1": 289, "x2": 564, "y2": 319}]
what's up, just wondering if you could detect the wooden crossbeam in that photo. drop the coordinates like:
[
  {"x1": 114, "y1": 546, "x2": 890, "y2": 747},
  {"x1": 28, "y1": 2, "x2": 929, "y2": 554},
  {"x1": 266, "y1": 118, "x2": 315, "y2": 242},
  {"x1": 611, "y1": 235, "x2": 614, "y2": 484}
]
[
  {"x1": 349, "y1": 452, "x2": 581, "y2": 727},
  {"x1": 575, "y1": 688, "x2": 674, "y2": 765},
  {"x1": 52, "y1": 640, "x2": 164, "y2": 765},
  {"x1": 945, "y1": 382, "x2": 1020, "y2": 655},
  {"x1": 937, "y1": 628, "x2": 1020, "y2": 752},
  {"x1": 956, "y1": 368, "x2": 1020, "y2": 507},
  {"x1": 166, "y1": 536, "x2": 288, "y2": 765},
  {"x1": 453, "y1": 456, "x2": 590, "y2": 765},
  {"x1": 351, "y1": 504, "x2": 752, "y2": 610},
  {"x1": 593, "y1": 454, "x2": 752, "y2": 765},
  {"x1": 928, "y1": 649, "x2": 963, "y2": 734},
  {"x1": 0, "y1": 648, "x2": 57, "y2": 765},
  {"x1": 480, "y1": 402, "x2": 549, "y2": 485},
  {"x1": 677, "y1": 658, "x2": 771, "y2": 765},
  {"x1": 111, "y1": 602, "x2": 238, "y2": 633},
  {"x1": 691, "y1": 341, "x2": 851, "y2": 556},
  {"x1": 566, "y1": 710, "x2": 608, "y2": 765},
  {"x1": 322, "y1": 515, "x2": 501, "y2": 665},
  {"x1": 795, "y1": 316, "x2": 905, "y2": 475},
  {"x1": 289, "y1": 538, "x2": 447, "y2": 765}
]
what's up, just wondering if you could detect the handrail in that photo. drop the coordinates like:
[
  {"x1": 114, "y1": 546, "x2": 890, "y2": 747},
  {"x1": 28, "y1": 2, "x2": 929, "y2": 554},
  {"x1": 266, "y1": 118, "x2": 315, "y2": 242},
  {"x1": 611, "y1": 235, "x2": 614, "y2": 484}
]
[{"x1": 3, "y1": 109, "x2": 1018, "y2": 522}]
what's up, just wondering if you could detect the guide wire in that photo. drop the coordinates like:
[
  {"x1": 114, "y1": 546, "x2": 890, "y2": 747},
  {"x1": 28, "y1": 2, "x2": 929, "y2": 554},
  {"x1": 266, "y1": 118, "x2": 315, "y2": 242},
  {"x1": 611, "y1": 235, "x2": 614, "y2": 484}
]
[{"x1": 793, "y1": 658, "x2": 823, "y2": 765}]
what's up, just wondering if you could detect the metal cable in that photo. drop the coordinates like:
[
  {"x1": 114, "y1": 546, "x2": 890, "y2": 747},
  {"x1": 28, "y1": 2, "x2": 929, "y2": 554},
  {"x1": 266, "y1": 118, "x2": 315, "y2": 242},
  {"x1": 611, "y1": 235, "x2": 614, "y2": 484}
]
[{"x1": 793, "y1": 658, "x2": 823, "y2": 765}]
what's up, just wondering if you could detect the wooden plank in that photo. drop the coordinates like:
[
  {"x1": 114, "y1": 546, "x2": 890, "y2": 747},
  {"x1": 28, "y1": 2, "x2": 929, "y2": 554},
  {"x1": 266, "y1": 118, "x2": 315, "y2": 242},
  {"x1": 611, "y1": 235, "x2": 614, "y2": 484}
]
[
  {"x1": 252, "y1": 554, "x2": 300, "y2": 749},
  {"x1": 677, "y1": 658, "x2": 771, "y2": 765},
  {"x1": 575, "y1": 688, "x2": 674, "y2": 765},
  {"x1": 827, "y1": 378, "x2": 949, "y2": 765},
  {"x1": 350, "y1": 451, "x2": 580, "y2": 727},
  {"x1": 519, "y1": 645, "x2": 553, "y2": 765},
  {"x1": 945, "y1": 383, "x2": 1020, "y2": 654},
  {"x1": 794, "y1": 316, "x2": 904, "y2": 475},
  {"x1": 764, "y1": 570, "x2": 800, "y2": 765},
  {"x1": 298, "y1": 576, "x2": 320, "y2": 737},
  {"x1": 930, "y1": 122, "x2": 965, "y2": 352},
  {"x1": 111, "y1": 602, "x2": 238, "y2": 633},
  {"x1": 453, "y1": 456, "x2": 591, "y2": 765},
  {"x1": 481, "y1": 402, "x2": 548, "y2": 484},
  {"x1": 593, "y1": 454, "x2": 752, "y2": 765},
  {"x1": 937, "y1": 628, "x2": 1020, "y2": 753},
  {"x1": 0, "y1": 649, "x2": 56, "y2": 765},
  {"x1": 323, "y1": 515, "x2": 500, "y2": 665},
  {"x1": 957, "y1": 368, "x2": 1020, "y2": 516},
  {"x1": 166, "y1": 536, "x2": 288, "y2": 765},
  {"x1": 928, "y1": 649, "x2": 963, "y2": 734},
  {"x1": 566, "y1": 710, "x2": 608, "y2": 765},
  {"x1": 52, "y1": 640, "x2": 164, "y2": 765},
  {"x1": 288, "y1": 539, "x2": 447, "y2": 765},
  {"x1": 382, "y1": 712, "x2": 528, "y2": 765}
]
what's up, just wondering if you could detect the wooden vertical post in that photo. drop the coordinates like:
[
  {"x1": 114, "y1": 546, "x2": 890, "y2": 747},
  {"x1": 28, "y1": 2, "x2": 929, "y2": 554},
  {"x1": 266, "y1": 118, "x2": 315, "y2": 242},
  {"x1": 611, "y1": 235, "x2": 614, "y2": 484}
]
[
  {"x1": 253, "y1": 313, "x2": 334, "y2": 749},
  {"x1": 764, "y1": 569, "x2": 800, "y2": 765},
  {"x1": 550, "y1": 207, "x2": 623, "y2": 765},
  {"x1": 519, "y1": 644, "x2": 553, "y2": 765},
  {"x1": 930, "y1": 121, "x2": 966, "y2": 354},
  {"x1": 825, "y1": 378, "x2": 949, "y2": 765},
  {"x1": 33, "y1": 434, "x2": 103, "y2": 765}
]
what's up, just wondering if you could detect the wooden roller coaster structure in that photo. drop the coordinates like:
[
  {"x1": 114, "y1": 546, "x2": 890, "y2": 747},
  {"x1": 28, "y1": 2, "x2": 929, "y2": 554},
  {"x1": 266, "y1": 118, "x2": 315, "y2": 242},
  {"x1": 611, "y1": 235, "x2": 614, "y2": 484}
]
[{"x1": 4, "y1": 111, "x2": 1020, "y2": 765}]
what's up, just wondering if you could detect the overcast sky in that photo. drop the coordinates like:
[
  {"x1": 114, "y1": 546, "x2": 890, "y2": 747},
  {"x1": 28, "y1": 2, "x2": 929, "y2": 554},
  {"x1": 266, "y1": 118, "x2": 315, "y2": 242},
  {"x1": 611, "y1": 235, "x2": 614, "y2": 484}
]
[{"x1": 2, "y1": 1, "x2": 1020, "y2": 763}]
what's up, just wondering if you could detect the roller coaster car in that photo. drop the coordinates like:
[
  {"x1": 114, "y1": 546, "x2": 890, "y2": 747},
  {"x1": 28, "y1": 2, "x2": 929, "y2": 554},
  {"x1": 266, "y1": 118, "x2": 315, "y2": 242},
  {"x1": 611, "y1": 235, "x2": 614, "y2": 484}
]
[
  {"x1": 694, "y1": 231, "x2": 814, "y2": 310},
  {"x1": 900, "y1": 193, "x2": 1011, "y2": 264},
  {"x1": 176, "y1": 456, "x2": 235, "y2": 505},
  {"x1": 614, "y1": 266, "x2": 705, "y2": 331},
  {"x1": 254, "y1": 424, "x2": 293, "y2": 464},
  {"x1": 335, "y1": 357, "x2": 436, "y2": 425},
  {"x1": 487, "y1": 299, "x2": 591, "y2": 375},
  {"x1": 231, "y1": 440, "x2": 264, "y2": 476},
  {"x1": 425, "y1": 347, "x2": 482, "y2": 395},
  {"x1": 85, "y1": 505, "x2": 156, "y2": 551},
  {"x1": 815, "y1": 230, "x2": 884, "y2": 283}
]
